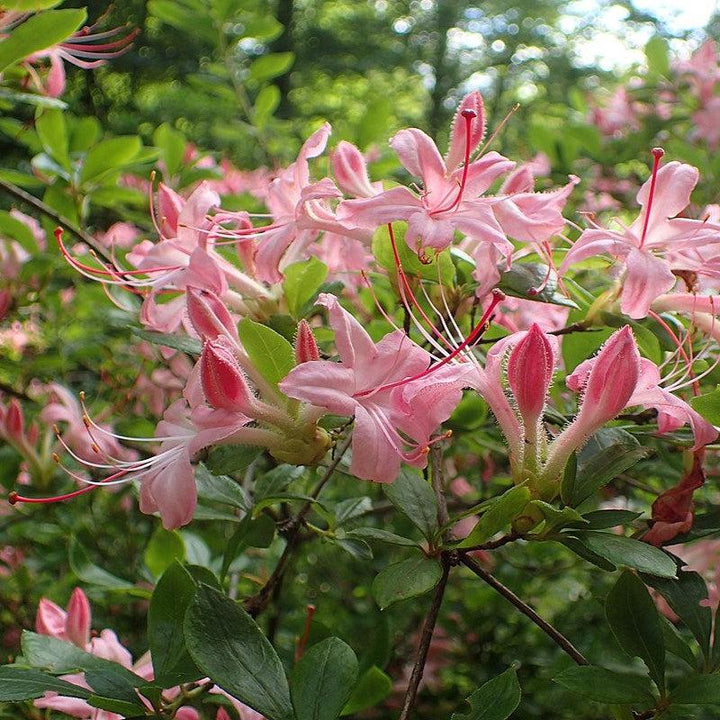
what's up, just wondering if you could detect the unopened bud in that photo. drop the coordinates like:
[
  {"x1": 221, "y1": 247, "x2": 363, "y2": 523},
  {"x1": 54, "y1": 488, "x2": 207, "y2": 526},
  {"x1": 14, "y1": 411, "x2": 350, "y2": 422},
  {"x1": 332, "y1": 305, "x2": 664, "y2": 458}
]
[
  {"x1": 200, "y1": 340, "x2": 253, "y2": 413},
  {"x1": 6, "y1": 399, "x2": 24, "y2": 441},
  {"x1": 66, "y1": 588, "x2": 91, "y2": 648},
  {"x1": 295, "y1": 320, "x2": 320, "y2": 364},
  {"x1": 186, "y1": 286, "x2": 238, "y2": 342},
  {"x1": 507, "y1": 324, "x2": 555, "y2": 427}
]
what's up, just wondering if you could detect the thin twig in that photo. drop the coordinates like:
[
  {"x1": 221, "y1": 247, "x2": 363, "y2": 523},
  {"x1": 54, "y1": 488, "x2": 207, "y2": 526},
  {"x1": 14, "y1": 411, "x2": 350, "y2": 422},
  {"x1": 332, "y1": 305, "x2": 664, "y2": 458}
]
[
  {"x1": 460, "y1": 554, "x2": 588, "y2": 665},
  {"x1": 431, "y1": 442, "x2": 450, "y2": 529},
  {"x1": 0, "y1": 178, "x2": 112, "y2": 263},
  {"x1": 398, "y1": 555, "x2": 451, "y2": 720},
  {"x1": 243, "y1": 433, "x2": 352, "y2": 617},
  {"x1": 460, "y1": 532, "x2": 522, "y2": 553}
]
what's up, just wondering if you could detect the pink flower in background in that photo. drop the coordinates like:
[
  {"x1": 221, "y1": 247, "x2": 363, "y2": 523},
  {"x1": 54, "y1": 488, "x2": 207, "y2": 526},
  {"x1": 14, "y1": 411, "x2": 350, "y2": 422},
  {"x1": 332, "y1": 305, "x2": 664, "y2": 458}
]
[
  {"x1": 590, "y1": 87, "x2": 641, "y2": 137},
  {"x1": 96, "y1": 222, "x2": 141, "y2": 249}
]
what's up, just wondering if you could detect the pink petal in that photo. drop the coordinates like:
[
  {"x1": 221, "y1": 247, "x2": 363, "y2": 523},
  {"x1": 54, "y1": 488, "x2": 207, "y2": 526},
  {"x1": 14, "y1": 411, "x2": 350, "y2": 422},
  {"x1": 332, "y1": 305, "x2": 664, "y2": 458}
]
[
  {"x1": 620, "y1": 248, "x2": 676, "y2": 319},
  {"x1": 390, "y1": 128, "x2": 446, "y2": 188}
]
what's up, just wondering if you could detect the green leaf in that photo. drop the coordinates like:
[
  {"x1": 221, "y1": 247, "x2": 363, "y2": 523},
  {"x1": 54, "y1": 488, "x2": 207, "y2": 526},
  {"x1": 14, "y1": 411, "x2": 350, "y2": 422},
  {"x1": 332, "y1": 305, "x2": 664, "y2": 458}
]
[
  {"x1": 661, "y1": 616, "x2": 696, "y2": 668},
  {"x1": 80, "y1": 136, "x2": 142, "y2": 185},
  {"x1": 645, "y1": 36, "x2": 670, "y2": 76},
  {"x1": 222, "y1": 514, "x2": 276, "y2": 578},
  {"x1": 144, "y1": 527, "x2": 186, "y2": 579},
  {"x1": 560, "y1": 536, "x2": 617, "y2": 572},
  {"x1": 451, "y1": 666, "x2": 522, "y2": 720},
  {"x1": 153, "y1": 123, "x2": 186, "y2": 177},
  {"x1": 345, "y1": 527, "x2": 419, "y2": 547},
  {"x1": 238, "y1": 318, "x2": 296, "y2": 389},
  {"x1": 86, "y1": 695, "x2": 146, "y2": 716},
  {"x1": 455, "y1": 485, "x2": 530, "y2": 548},
  {"x1": 131, "y1": 328, "x2": 202, "y2": 355},
  {"x1": 569, "y1": 532, "x2": 676, "y2": 578},
  {"x1": 498, "y1": 262, "x2": 576, "y2": 307},
  {"x1": 372, "y1": 555, "x2": 442, "y2": 610},
  {"x1": 641, "y1": 571, "x2": 713, "y2": 660},
  {"x1": 670, "y1": 675, "x2": 720, "y2": 705},
  {"x1": 0, "y1": 8, "x2": 87, "y2": 73},
  {"x1": 384, "y1": 469, "x2": 438, "y2": 541},
  {"x1": 205, "y1": 444, "x2": 262, "y2": 475},
  {"x1": 290, "y1": 638, "x2": 359, "y2": 720},
  {"x1": 69, "y1": 536, "x2": 134, "y2": 589},
  {"x1": 184, "y1": 585, "x2": 293, "y2": 720},
  {"x1": 0, "y1": 210, "x2": 41, "y2": 253},
  {"x1": 562, "y1": 327, "x2": 613, "y2": 373},
  {"x1": 561, "y1": 428, "x2": 649, "y2": 506},
  {"x1": 579, "y1": 510, "x2": 642, "y2": 530},
  {"x1": 249, "y1": 52, "x2": 295, "y2": 83},
  {"x1": 148, "y1": 561, "x2": 202, "y2": 686},
  {"x1": 691, "y1": 387, "x2": 720, "y2": 425},
  {"x1": 606, "y1": 571, "x2": 666, "y2": 690},
  {"x1": 283, "y1": 257, "x2": 328, "y2": 317},
  {"x1": 554, "y1": 666, "x2": 655, "y2": 704},
  {"x1": 195, "y1": 464, "x2": 249, "y2": 511},
  {"x1": 36, "y1": 108, "x2": 69, "y2": 169},
  {"x1": 334, "y1": 496, "x2": 373, "y2": 525},
  {"x1": 334, "y1": 536, "x2": 373, "y2": 560},
  {"x1": 254, "y1": 464, "x2": 305, "y2": 503},
  {"x1": 254, "y1": 85, "x2": 281, "y2": 129},
  {"x1": 0, "y1": 666, "x2": 91, "y2": 701},
  {"x1": 341, "y1": 665, "x2": 392, "y2": 715}
]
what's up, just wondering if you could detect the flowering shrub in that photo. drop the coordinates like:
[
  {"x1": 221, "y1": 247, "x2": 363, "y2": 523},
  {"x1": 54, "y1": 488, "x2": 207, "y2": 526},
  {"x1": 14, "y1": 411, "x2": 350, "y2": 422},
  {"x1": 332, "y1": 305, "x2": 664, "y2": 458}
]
[{"x1": 1, "y1": 4, "x2": 720, "y2": 720}]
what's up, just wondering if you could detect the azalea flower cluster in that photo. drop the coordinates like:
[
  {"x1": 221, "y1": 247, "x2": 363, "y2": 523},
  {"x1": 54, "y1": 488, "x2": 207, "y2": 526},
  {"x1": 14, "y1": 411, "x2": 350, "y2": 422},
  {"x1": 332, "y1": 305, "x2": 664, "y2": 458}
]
[{"x1": 5, "y1": 88, "x2": 717, "y2": 535}]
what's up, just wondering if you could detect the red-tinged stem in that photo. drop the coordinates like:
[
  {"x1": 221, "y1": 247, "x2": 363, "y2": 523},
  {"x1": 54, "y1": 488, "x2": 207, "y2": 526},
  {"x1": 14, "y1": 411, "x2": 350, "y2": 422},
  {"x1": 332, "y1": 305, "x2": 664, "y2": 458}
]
[
  {"x1": 355, "y1": 288, "x2": 505, "y2": 398},
  {"x1": 9, "y1": 484, "x2": 96, "y2": 505},
  {"x1": 638, "y1": 147, "x2": 665, "y2": 249},
  {"x1": 431, "y1": 109, "x2": 476, "y2": 215}
]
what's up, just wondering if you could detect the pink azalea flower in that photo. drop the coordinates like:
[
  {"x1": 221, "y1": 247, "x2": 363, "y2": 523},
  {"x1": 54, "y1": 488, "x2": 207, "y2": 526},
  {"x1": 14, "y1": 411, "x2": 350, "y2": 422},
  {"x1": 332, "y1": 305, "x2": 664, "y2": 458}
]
[
  {"x1": 279, "y1": 294, "x2": 472, "y2": 483},
  {"x1": 560, "y1": 150, "x2": 720, "y2": 319}
]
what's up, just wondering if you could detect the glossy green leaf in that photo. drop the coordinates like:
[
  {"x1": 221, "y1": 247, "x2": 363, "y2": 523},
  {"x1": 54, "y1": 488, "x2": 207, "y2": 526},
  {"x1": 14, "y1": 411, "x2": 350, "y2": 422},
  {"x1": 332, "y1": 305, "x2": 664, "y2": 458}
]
[
  {"x1": 184, "y1": 585, "x2": 293, "y2": 720},
  {"x1": 148, "y1": 561, "x2": 202, "y2": 686},
  {"x1": 691, "y1": 387, "x2": 720, "y2": 425},
  {"x1": 580, "y1": 510, "x2": 642, "y2": 530},
  {"x1": 455, "y1": 486, "x2": 530, "y2": 548},
  {"x1": 144, "y1": 527, "x2": 185, "y2": 579},
  {"x1": 283, "y1": 257, "x2": 328, "y2": 317},
  {"x1": 554, "y1": 666, "x2": 655, "y2": 704},
  {"x1": 561, "y1": 428, "x2": 649, "y2": 506},
  {"x1": 249, "y1": 52, "x2": 295, "y2": 82},
  {"x1": 0, "y1": 666, "x2": 91, "y2": 701},
  {"x1": 195, "y1": 464, "x2": 249, "y2": 511},
  {"x1": 131, "y1": 328, "x2": 202, "y2": 355},
  {"x1": 384, "y1": 469, "x2": 438, "y2": 541},
  {"x1": 345, "y1": 527, "x2": 419, "y2": 547},
  {"x1": 69, "y1": 537, "x2": 134, "y2": 590},
  {"x1": 670, "y1": 674, "x2": 720, "y2": 705},
  {"x1": 238, "y1": 318, "x2": 296, "y2": 389},
  {"x1": 372, "y1": 555, "x2": 442, "y2": 610},
  {"x1": 255, "y1": 85, "x2": 281, "y2": 129},
  {"x1": 35, "y1": 109, "x2": 69, "y2": 169},
  {"x1": 222, "y1": 514, "x2": 276, "y2": 578},
  {"x1": 341, "y1": 665, "x2": 392, "y2": 715},
  {"x1": 498, "y1": 262, "x2": 576, "y2": 307},
  {"x1": 290, "y1": 638, "x2": 359, "y2": 720},
  {"x1": 80, "y1": 136, "x2": 142, "y2": 185},
  {"x1": 642, "y1": 571, "x2": 713, "y2": 660},
  {"x1": 606, "y1": 571, "x2": 665, "y2": 690},
  {"x1": 451, "y1": 666, "x2": 522, "y2": 720},
  {"x1": 0, "y1": 9, "x2": 86, "y2": 73},
  {"x1": 154, "y1": 123, "x2": 186, "y2": 177}
]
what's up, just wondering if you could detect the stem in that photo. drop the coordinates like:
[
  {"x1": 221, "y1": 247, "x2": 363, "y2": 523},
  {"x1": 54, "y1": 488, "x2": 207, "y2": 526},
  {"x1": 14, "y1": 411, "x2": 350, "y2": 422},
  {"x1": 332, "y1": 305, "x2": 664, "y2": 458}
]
[
  {"x1": 0, "y1": 179, "x2": 112, "y2": 264},
  {"x1": 460, "y1": 555, "x2": 588, "y2": 666},
  {"x1": 243, "y1": 433, "x2": 352, "y2": 617},
  {"x1": 398, "y1": 555, "x2": 451, "y2": 720},
  {"x1": 431, "y1": 442, "x2": 450, "y2": 529}
]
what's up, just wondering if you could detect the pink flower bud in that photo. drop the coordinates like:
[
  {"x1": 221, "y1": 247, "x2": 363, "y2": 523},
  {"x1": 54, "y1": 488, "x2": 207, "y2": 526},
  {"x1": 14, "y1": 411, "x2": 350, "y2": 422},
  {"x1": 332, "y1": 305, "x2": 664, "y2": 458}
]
[
  {"x1": 200, "y1": 340, "x2": 253, "y2": 413},
  {"x1": 332, "y1": 141, "x2": 379, "y2": 198},
  {"x1": 186, "y1": 286, "x2": 238, "y2": 342},
  {"x1": 295, "y1": 320, "x2": 320, "y2": 364},
  {"x1": 574, "y1": 326, "x2": 641, "y2": 428},
  {"x1": 507, "y1": 324, "x2": 555, "y2": 427},
  {"x1": 65, "y1": 588, "x2": 91, "y2": 648},
  {"x1": 445, "y1": 91, "x2": 486, "y2": 173},
  {"x1": 36, "y1": 598, "x2": 67, "y2": 639},
  {"x1": 6, "y1": 399, "x2": 24, "y2": 442}
]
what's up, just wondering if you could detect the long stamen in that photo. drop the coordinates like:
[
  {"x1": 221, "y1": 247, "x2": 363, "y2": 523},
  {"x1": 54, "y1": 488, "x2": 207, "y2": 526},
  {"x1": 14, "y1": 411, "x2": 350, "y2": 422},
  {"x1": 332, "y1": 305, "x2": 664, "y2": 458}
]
[
  {"x1": 431, "y1": 109, "x2": 477, "y2": 215},
  {"x1": 355, "y1": 288, "x2": 505, "y2": 398},
  {"x1": 638, "y1": 148, "x2": 665, "y2": 249}
]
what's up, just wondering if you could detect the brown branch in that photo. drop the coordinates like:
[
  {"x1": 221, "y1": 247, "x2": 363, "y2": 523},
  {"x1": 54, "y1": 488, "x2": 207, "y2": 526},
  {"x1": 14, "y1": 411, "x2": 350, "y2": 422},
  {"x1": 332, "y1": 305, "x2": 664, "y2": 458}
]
[
  {"x1": 243, "y1": 433, "x2": 352, "y2": 617},
  {"x1": 459, "y1": 532, "x2": 522, "y2": 553},
  {"x1": 0, "y1": 178, "x2": 113, "y2": 263},
  {"x1": 460, "y1": 554, "x2": 588, "y2": 666},
  {"x1": 398, "y1": 555, "x2": 451, "y2": 720}
]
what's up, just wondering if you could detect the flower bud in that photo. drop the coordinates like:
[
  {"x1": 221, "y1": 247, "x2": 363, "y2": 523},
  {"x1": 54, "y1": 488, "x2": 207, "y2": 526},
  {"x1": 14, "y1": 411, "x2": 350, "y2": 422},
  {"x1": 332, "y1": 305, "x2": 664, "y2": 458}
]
[
  {"x1": 332, "y1": 141, "x2": 379, "y2": 198},
  {"x1": 65, "y1": 588, "x2": 91, "y2": 648},
  {"x1": 36, "y1": 598, "x2": 67, "y2": 639},
  {"x1": 5, "y1": 399, "x2": 24, "y2": 442},
  {"x1": 507, "y1": 324, "x2": 555, "y2": 427},
  {"x1": 574, "y1": 325, "x2": 641, "y2": 428},
  {"x1": 186, "y1": 286, "x2": 238, "y2": 342},
  {"x1": 295, "y1": 320, "x2": 320, "y2": 364},
  {"x1": 200, "y1": 340, "x2": 253, "y2": 413}
]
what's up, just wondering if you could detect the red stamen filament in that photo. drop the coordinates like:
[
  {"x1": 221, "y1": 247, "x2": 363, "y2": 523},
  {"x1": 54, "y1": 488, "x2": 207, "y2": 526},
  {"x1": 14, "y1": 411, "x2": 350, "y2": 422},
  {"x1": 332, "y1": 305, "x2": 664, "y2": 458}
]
[
  {"x1": 431, "y1": 109, "x2": 476, "y2": 216},
  {"x1": 638, "y1": 147, "x2": 665, "y2": 249}
]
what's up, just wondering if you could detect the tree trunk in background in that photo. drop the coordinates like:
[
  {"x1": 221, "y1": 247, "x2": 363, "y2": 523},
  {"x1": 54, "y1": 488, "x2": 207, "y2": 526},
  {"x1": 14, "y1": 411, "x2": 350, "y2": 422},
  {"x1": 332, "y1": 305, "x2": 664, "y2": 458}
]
[
  {"x1": 273, "y1": 0, "x2": 295, "y2": 118},
  {"x1": 428, "y1": 0, "x2": 460, "y2": 140}
]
